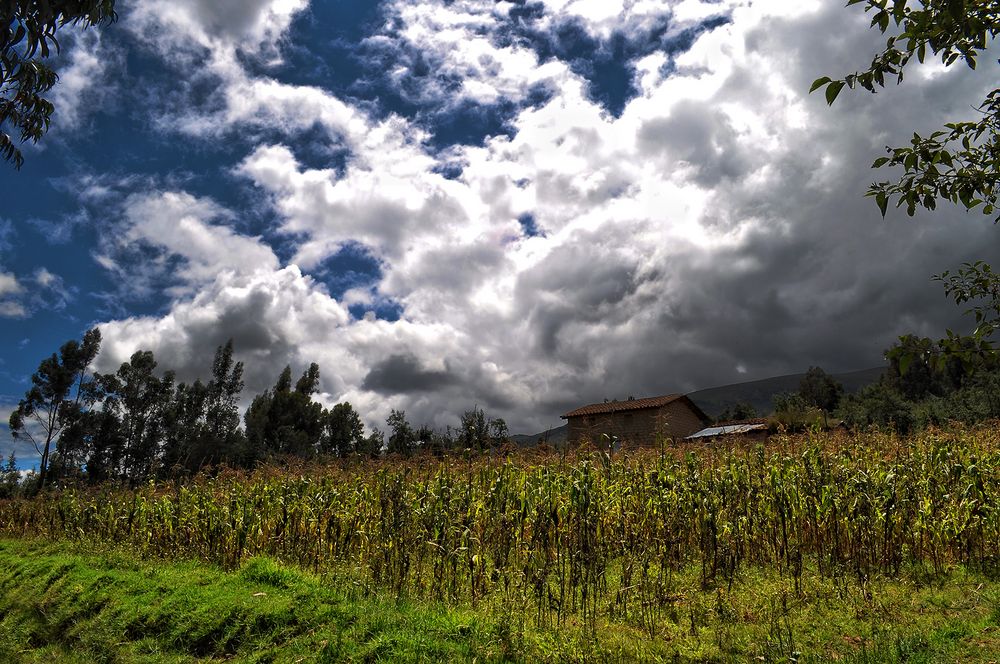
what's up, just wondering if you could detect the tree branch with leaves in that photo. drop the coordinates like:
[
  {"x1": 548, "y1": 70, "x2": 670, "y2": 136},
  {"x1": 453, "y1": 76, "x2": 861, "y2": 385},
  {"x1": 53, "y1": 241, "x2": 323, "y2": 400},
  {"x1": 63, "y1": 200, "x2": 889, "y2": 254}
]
[
  {"x1": 1, "y1": 0, "x2": 117, "y2": 168},
  {"x1": 812, "y1": 0, "x2": 1000, "y2": 219}
]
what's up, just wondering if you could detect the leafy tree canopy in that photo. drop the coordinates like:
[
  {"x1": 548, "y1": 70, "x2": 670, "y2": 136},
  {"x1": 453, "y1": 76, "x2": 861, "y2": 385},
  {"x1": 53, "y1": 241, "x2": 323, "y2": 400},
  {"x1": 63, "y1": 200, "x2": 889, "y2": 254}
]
[
  {"x1": 321, "y1": 402, "x2": 365, "y2": 457},
  {"x1": 386, "y1": 409, "x2": 415, "y2": 457},
  {"x1": 798, "y1": 366, "x2": 844, "y2": 412},
  {"x1": 96, "y1": 350, "x2": 175, "y2": 482},
  {"x1": 716, "y1": 401, "x2": 758, "y2": 423},
  {"x1": 8, "y1": 327, "x2": 101, "y2": 490},
  {"x1": 245, "y1": 363, "x2": 323, "y2": 459}
]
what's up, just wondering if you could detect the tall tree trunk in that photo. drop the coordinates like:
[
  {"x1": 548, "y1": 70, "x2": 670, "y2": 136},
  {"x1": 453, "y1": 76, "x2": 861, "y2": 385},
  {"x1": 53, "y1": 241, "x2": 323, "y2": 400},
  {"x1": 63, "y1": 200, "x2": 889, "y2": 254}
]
[{"x1": 36, "y1": 433, "x2": 53, "y2": 494}]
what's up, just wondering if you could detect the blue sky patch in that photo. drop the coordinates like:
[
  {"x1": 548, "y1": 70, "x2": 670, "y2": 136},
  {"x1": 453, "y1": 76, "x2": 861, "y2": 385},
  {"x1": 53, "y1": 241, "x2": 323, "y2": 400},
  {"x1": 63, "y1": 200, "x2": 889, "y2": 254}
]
[
  {"x1": 308, "y1": 242, "x2": 383, "y2": 298},
  {"x1": 349, "y1": 299, "x2": 403, "y2": 322},
  {"x1": 518, "y1": 213, "x2": 543, "y2": 238}
]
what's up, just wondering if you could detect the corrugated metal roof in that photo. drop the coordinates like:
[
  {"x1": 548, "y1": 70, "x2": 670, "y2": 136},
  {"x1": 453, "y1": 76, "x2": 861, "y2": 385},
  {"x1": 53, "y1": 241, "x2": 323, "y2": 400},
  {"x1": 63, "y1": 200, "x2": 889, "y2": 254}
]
[
  {"x1": 561, "y1": 394, "x2": 685, "y2": 418},
  {"x1": 685, "y1": 423, "x2": 769, "y2": 439},
  {"x1": 713, "y1": 417, "x2": 769, "y2": 427}
]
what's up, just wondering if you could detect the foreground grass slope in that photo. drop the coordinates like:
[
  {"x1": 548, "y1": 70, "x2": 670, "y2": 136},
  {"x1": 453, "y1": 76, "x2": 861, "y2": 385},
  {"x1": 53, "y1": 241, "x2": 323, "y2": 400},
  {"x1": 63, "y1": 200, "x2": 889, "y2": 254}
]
[
  {"x1": 1, "y1": 539, "x2": 998, "y2": 662},
  {"x1": 0, "y1": 539, "x2": 503, "y2": 663}
]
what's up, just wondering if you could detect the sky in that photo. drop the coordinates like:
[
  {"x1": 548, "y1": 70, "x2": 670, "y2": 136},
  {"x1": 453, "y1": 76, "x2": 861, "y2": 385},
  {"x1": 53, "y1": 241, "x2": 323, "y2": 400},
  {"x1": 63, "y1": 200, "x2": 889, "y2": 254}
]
[{"x1": 2, "y1": 0, "x2": 999, "y2": 465}]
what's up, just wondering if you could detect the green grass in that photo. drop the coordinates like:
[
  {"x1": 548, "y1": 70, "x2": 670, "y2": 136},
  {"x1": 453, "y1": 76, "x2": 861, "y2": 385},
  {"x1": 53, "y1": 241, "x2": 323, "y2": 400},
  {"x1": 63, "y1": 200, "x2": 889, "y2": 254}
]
[
  {"x1": 0, "y1": 539, "x2": 998, "y2": 662},
  {"x1": 0, "y1": 539, "x2": 503, "y2": 663}
]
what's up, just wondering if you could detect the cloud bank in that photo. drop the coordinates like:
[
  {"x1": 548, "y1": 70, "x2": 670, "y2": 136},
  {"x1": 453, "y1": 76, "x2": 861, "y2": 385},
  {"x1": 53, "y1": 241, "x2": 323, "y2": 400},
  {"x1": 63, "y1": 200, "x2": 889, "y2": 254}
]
[{"x1": 78, "y1": 0, "x2": 1000, "y2": 434}]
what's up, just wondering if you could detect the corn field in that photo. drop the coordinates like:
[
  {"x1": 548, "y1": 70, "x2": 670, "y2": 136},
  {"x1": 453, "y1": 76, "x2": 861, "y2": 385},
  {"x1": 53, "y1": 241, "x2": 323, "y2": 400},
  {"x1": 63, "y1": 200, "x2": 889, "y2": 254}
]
[{"x1": 2, "y1": 426, "x2": 1000, "y2": 630}]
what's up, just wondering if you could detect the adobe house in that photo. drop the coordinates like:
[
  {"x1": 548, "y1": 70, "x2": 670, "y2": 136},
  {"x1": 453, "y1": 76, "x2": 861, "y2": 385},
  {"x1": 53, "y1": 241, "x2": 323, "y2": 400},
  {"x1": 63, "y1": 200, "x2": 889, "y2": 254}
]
[{"x1": 561, "y1": 394, "x2": 710, "y2": 447}]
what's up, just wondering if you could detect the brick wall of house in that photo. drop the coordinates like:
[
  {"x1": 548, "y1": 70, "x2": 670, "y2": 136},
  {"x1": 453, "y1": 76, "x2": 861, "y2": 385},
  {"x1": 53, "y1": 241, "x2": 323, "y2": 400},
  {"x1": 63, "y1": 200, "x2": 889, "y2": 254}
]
[
  {"x1": 565, "y1": 399, "x2": 706, "y2": 446},
  {"x1": 566, "y1": 417, "x2": 591, "y2": 446},
  {"x1": 660, "y1": 401, "x2": 708, "y2": 439}
]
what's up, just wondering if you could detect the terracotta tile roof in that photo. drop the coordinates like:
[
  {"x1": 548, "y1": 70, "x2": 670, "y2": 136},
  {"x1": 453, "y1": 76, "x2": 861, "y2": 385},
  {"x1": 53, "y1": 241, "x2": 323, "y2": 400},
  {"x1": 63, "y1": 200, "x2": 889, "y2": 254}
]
[{"x1": 561, "y1": 394, "x2": 686, "y2": 419}]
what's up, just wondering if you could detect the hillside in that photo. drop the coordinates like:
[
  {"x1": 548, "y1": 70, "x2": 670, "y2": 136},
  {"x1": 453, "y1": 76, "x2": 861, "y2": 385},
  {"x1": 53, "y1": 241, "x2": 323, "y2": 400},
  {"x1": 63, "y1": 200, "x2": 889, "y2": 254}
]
[
  {"x1": 686, "y1": 366, "x2": 886, "y2": 419},
  {"x1": 510, "y1": 424, "x2": 567, "y2": 447}
]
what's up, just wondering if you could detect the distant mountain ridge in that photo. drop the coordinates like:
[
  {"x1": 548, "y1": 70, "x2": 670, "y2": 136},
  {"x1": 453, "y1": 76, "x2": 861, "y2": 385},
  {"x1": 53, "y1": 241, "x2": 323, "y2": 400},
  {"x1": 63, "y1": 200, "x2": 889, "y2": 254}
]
[
  {"x1": 512, "y1": 366, "x2": 886, "y2": 444},
  {"x1": 510, "y1": 425, "x2": 568, "y2": 447},
  {"x1": 687, "y1": 366, "x2": 886, "y2": 419}
]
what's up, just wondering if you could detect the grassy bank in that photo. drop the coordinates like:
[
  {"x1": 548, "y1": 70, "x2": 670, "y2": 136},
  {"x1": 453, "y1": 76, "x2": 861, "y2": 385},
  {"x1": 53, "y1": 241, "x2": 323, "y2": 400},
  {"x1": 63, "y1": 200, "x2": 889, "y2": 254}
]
[
  {"x1": 1, "y1": 538, "x2": 998, "y2": 662},
  {"x1": 0, "y1": 538, "x2": 505, "y2": 663}
]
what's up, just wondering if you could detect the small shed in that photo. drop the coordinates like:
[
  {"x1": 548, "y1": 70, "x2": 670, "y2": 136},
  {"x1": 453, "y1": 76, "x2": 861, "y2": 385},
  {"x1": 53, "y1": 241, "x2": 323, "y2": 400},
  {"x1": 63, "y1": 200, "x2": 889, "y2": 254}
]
[
  {"x1": 685, "y1": 418, "x2": 770, "y2": 442},
  {"x1": 561, "y1": 394, "x2": 710, "y2": 447}
]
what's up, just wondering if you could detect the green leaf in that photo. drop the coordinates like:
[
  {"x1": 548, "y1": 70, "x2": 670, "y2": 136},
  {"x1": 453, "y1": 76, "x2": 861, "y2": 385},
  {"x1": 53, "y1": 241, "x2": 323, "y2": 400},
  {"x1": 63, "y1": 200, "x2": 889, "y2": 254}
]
[
  {"x1": 809, "y1": 77, "x2": 832, "y2": 93},
  {"x1": 872, "y1": 157, "x2": 890, "y2": 168},
  {"x1": 948, "y1": 0, "x2": 965, "y2": 22},
  {"x1": 876, "y1": 191, "x2": 888, "y2": 217},
  {"x1": 825, "y1": 80, "x2": 845, "y2": 106}
]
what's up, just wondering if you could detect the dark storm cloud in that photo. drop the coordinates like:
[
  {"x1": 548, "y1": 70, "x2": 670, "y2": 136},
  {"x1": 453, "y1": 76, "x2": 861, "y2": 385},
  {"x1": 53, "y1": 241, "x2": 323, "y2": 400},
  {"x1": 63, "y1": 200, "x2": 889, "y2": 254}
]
[
  {"x1": 638, "y1": 100, "x2": 752, "y2": 187},
  {"x1": 384, "y1": 240, "x2": 509, "y2": 300},
  {"x1": 487, "y1": 1, "x2": 1000, "y2": 426},
  {"x1": 514, "y1": 234, "x2": 651, "y2": 358},
  {"x1": 360, "y1": 353, "x2": 519, "y2": 425},
  {"x1": 94, "y1": 268, "x2": 345, "y2": 414},
  {"x1": 362, "y1": 353, "x2": 458, "y2": 394},
  {"x1": 127, "y1": 290, "x2": 296, "y2": 390}
]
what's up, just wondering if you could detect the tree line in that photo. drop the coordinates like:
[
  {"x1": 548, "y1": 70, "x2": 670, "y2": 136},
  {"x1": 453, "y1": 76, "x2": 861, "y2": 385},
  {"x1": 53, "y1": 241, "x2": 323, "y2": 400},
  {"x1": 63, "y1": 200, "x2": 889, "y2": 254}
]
[
  {"x1": 757, "y1": 343, "x2": 1000, "y2": 435},
  {"x1": 10, "y1": 325, "x2": 1000, "y2": 497},
  {"x1": 836, "y1": 334, "x2": 1000, "y2": 434},
  {"x1": 6, "y1": 330, "x2": 509, "y2": 493}
]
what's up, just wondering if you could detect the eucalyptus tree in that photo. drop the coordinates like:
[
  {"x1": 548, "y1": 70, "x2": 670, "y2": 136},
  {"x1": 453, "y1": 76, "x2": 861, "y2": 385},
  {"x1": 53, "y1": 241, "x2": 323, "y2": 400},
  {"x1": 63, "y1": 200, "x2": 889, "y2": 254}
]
[
  {"x1": 245, "y1": 363, "x2": 325, "y2": 459},
  {"x1": 8, "y1": 328, "x2": 101, "y2": 490},
  {"x1": 97, "y1": 350, "x2": 175, "y2": 482},
  {"x1": 386, "y1": 409, "x2": 415, "y2": 456},
  {"x1": 160, "y1": 341, "x2": 246, "y2": 475},
  {"x1": 321, "y1": 401, "x2": 365, "y2": 457},
  {"x1": 798, "y1": 367, "x2": 844, "y2": 412}
]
